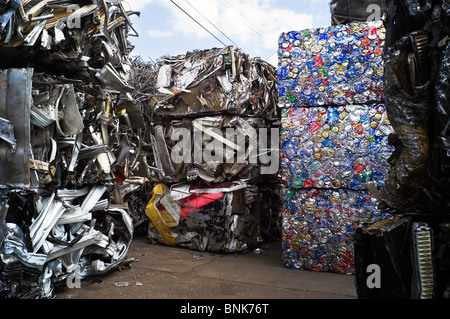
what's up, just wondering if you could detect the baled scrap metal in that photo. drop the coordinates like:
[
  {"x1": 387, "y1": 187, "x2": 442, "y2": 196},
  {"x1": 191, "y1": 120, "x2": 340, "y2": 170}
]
[
  {"x1": 149, "y1": 115, "x2": 279, "y2": 184},
  {"x1": 0, "y1": 0, "x2": 141, "y2": 298},
  {"x1": 145, "y1": 181, "x2": 280, "y2": 253},
  {"x1": 281, "y1": 187, "x2": 393, "y2": 274},
  {"x1": 0, "y1": 0, "x2": 138, "y2": 75},
  {"x1": 148, "y1": 46, "x2": 278, "y2": 121},
  {"x1": 0, "y1": 68, "x2": 33, "y2": 189},
  {"x1": 278, "y1": 21, "x2": 385, "y2": 107},
  {"x1": 374, "y1": 1, "x2": 450, "y2": 214},
  {"x1": 145, "y1": 116, "x2": 281, "y2": 252},
  {"x1": 351, "y1": 0, "x2": 450, "y2": 300},
  {"x1": 0, "y1": 222, "x2": 49, "y2": 298},
  {"x1": 28, "y1": 72, "x2": 138, "y2": 188},
  {"x1": 280, "y1": 103, "x2": 394, "y2": 190},
  {"x1": 130, "y1": 46, "x2": 282, "y2": 253},
  {"x1": 377, "y1": 33, "x2": 432, "y2": 213},
  {"x1": 0, "y1": 185, "x2": 134, "y2": 298},
  {"x1": 138, "y1": 48, "x2": 280, "y2": 184}
]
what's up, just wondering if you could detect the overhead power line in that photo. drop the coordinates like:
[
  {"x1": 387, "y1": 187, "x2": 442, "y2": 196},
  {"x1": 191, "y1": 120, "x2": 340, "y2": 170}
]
[
  {"x1": 170, "y1": 0, "x2": 227, "y2": 47},
  {"x1": 184, "y1": 0, "x2": 240, "y2": 48},
  {"x1": 264, "y1": 49, "x2": 278, "y2": 66},
  {"x1": 219, "y1": 0, "x2": 271, "y2": 43}
]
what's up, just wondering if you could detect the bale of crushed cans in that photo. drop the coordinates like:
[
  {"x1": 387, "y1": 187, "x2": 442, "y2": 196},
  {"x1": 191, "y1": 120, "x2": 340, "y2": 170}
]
[
  {"x1": 281, "y1": 188, "x2": 391, "y2": 274},
  {"x1": 278, "y1": 21, "x2": 394, "y2": 274},
  {"x1": 281, "y1": 103, "x2": 394, "y2": 190},
  {"x1": 278, "y1": 21, "x2": 386, "y2": 107}
]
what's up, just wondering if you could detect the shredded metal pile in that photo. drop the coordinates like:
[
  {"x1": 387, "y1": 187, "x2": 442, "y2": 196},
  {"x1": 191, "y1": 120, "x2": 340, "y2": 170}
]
[{"x1": 0, "y1": 0, "x2": 140, "y2": 298}]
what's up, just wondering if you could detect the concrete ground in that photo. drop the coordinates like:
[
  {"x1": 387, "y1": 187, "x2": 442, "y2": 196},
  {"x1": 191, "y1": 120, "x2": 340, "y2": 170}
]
[{"x1": 55, "y1": 235, "x2": 357, "y2": 300}]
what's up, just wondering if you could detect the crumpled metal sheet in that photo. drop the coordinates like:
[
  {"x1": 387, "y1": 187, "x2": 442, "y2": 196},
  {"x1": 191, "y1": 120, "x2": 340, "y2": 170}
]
[
  {"x1": 0, "y1": 0, "x2": 141, "y2": 298},
  {"x1": 130, "y1": 47, "x2": 280, "y2": 186},
  {"x1": 374, "y1": 0, "x2": 450, "y2": 214},
  {"x1": 148, "y1": 115, "x2": 278, "y2": 184},
  {"x1": 378, "y1": 33, "x2": 432, "y2": 213},
  {"x1": 130, "y1": 46, "x2": 282, "y2": 253},
  {"x1": 0, "y1": 188, "x2": 133, "y2": 298},
  {"x1": 0, "y1": 68, "x2": 33, "y2": 189},
  {"x1": 140, "y1": 46, "x2": 278, "y2": 121},
  {"x1": 0, "y1": 0, "x2": 139, "y2": 75},
  {"x1": 146, "y1": 181, "x2": 281, "y2": 253}
]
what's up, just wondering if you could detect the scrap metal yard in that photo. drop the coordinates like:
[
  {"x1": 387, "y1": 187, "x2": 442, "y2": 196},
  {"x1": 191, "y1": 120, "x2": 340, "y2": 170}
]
[{"x1": 1, "y1": 0, "x2": 450, "y2": 304}]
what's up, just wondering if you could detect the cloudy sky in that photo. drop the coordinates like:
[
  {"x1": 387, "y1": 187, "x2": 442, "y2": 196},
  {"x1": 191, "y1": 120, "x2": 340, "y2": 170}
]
[{"x1": 124, "y1": 0, "x2": 331, "y2": 66}]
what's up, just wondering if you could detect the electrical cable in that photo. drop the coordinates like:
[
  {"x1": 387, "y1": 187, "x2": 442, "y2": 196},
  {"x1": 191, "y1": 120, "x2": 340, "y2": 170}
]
[
  {"x1": 184, "y1": 0, "x2": 240, "y2": 48},
  {"x1": 170, "y1": 0, "x2": 227, "y2": 47},
  {"x1": 264, "y1": 49, "x2": 277, "y2": 63},
  {"x1": 219, "y1": 0, "x2": 271, "y2": 43}
]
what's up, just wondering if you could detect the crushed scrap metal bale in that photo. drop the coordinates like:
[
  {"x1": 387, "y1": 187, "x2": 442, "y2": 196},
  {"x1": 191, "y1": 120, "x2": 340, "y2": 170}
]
[
  {"x1": 129, "y1": 46, "x2": 282, "y2": 253},
  {"x1": 139, "y1": 46, "x2": 279, "y2": 121},
  {"x1": 0, "y1": 0, "x2": 143, "y2": 298}
]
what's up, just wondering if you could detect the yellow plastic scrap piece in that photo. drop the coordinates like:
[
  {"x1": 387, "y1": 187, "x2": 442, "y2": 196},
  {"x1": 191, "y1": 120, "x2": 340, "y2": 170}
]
[{"x1": 145, "y1": 184, "x2": 181, "y2": 246}]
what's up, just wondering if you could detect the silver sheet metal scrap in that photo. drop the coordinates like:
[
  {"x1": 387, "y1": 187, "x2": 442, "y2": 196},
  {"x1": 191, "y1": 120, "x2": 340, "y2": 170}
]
[
  {"x1": 133, "y1": 47, "x2": 282, "y2": 255},
  {"x1": 0, "y1": 0, "x2": 139, "y2": 298}
]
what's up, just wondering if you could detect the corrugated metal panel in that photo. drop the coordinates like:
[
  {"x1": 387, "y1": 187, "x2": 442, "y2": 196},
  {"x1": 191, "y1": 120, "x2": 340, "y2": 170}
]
[{"x1": 0, "y1": 68, "x2": 33, "y2": 189}]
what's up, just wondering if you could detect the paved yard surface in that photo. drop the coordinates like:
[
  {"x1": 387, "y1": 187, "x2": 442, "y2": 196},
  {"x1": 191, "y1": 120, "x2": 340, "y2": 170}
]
[{"x1": 55, "y1": 235, "x2": 357, "y2": 300}]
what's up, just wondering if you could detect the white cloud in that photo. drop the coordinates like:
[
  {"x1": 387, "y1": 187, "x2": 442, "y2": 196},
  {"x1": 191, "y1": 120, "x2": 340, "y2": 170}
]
[
  {"x1": 127, "y1": 0, "x2": 327, "y2": 65},
  {"x1": 167, "y1": 1, "x2": 314, "y2": 51},
  {"x1": 122, "y1": 0, "x2": 160, "y2": 11},
  {"x1": 147, "y1": 29, "x2": 175, "y2": 38}
]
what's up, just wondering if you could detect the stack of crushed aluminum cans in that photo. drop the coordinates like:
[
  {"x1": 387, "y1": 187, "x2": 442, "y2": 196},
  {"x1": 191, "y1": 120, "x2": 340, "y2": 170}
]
[{"x1": 278, "y1": 21, "x2": 395, "y2": 274}]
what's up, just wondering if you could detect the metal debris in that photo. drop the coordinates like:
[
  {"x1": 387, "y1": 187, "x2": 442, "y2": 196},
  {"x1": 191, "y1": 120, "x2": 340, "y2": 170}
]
[
  {"x1": 147, "y1": 46, "x2": 278, "y2": 120},
  {"x1": 0, "y1": 0, "x2": 283, "y2": 298},
  {"x1": 0, "y1": 0, "x2": 140, "y2": 298},
  {"x1": 132, "y1": 46, "x2": 282, "y2": 254},
  {"x1": 114, "y1": 281, "x2": 130, "y2": 287}
]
